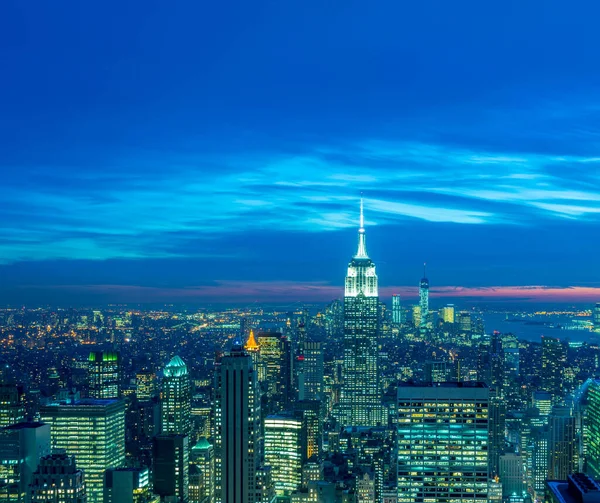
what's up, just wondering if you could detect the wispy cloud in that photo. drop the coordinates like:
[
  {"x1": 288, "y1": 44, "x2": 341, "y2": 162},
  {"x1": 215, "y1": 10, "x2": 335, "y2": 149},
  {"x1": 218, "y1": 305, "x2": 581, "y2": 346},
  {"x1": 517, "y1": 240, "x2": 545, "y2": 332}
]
[
  {"x1": 2, "y1": 138, "x2": 600, "y2": 263},
  {"x1": 21, "y1": 282, "x2": 600, "y2": 303}
]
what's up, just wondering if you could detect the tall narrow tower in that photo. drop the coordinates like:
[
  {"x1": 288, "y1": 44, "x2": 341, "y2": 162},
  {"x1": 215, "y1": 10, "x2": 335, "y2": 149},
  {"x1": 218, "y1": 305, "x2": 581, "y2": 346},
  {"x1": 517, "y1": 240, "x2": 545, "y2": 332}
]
[
  {"x1": 161, "y1": 356, "x2": 192, "y2": 437},
  {"x1": 419, "y1": 263, "x2": 429, "y2": 328},
  {"x1": 214, "y1": 342, "x2": 271, "y2": 503},
  {"x1": 339, "y1": 198, "x2": 382, "y2": 427}
]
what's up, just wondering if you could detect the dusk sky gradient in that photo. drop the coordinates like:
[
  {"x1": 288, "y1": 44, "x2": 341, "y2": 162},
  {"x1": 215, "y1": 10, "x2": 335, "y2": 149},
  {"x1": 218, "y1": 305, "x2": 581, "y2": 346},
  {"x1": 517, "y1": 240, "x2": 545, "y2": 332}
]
[{"x1": 2, "y1": 0, "x2": 600, "y2": 305}]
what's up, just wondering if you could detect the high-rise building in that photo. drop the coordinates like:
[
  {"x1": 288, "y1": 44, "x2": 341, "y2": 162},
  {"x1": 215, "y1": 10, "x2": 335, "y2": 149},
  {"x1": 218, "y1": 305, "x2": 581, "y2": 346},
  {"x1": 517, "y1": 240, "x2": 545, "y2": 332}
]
[
  {"x1": 0, "y1": 384, "x2": 25, "y2": 428},
  {"x1": 594, "y1": 303, "x2": 600, "y2": 332},
  {"x1": 532, "y1": 391, "x2": 553, "y2": 416},
  {"x1": 104, "y1": 467, "x2": 158, "y2": 503},
  {"x1": 136, "y1": 372, "x2": 157, "y2": 401},
  {"x1": 190, "y1": 438, "x2": 215, "y2": 503},
  {"x1": 153, "y1": 434, "x2": 189, "y2": 503},
  {"x1": 302, "y1": 342, "x2": 323, "y2": 401},
  {"x1": 161, "y1": 356, "x2": 192, "y2": 437},
  {"x1": 294, "y1": 401, "x2": 323, "y2": 461},
  {"x1": 541, "y1": 337, "x2": 567, "y2": 404},
  {"x1": 441, "y1": 305, "x2": 455, "y2": 324},
  {"x1": 0, "y1": 422, "x2": 50, "y2": 503},
  {"x1": 530, "y1": 426, "x2": 550, "y2": 499},
  {"x1": 587, "y1": 380, "x2": 600, "y2": 479},
  {"x1": 546, "y1": 473, "x2": 600, "y2": 503},
  {"x1": 339, "y1": 199, "x2": 382, "y2": 427},
  {"x1": 548, "y1": 406, "x2": 577, "y2": 480},
  {"x1": 396, "y1": 382, "x2": 489, "y2": 502},
  {"x1": 213, "y1": 343, "x2": 264, "y2": 503},
  {"x1": 257, "y1": 332, "x2": 292, "y2": 412},
  {"x1": 419, "y1": 264, "x2": 429, "y2": 328},
  {"x1": 40, "y1": 398, "x2": 126, "y2": 503},
  {"x1": 264, "y1": 415, "x2": 302, "y2": 496},
  {"x1": 29, "y1": 453, "x2": 86, "y2": 503},
  {"x1": 411, "y1": 306, "x2": 421, "y2": 329},
  {"x1": 423, "y1": 361, "x2": 447, "y2": 383},
  {"x1": 88, "y1": 352, "x2": 121, "y2": 399},
  {"x1": 488, "y1": 394, "x2": 507, "y2": 478},
  {"x1": 392, "y1": 295, "x2": 402, "y2": 325},
  {"x1": 499, "y1": 453, "x2": 525, "y2": 500},
  {"x1": 456, "y1": 311, "x2": 472, "y2": 334},
  {"x1": 502, "y1": 334, "x2": 520, "y2": 384}
]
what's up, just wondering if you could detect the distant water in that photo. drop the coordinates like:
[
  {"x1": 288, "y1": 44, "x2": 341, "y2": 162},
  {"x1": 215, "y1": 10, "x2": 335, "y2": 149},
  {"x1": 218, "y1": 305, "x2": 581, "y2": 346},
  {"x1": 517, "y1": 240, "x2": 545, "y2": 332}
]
[{"x1": 483, "y1": 312, "x2": 600, "y2": 343}]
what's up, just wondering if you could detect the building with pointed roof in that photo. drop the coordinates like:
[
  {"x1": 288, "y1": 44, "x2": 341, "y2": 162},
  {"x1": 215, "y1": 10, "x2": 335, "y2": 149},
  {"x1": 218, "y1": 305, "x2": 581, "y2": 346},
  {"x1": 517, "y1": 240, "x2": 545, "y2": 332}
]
[
  {"x1": 338, "y1": 198, "x2": 383, "y2": 427},
  {"x1": 161, "y1": 356, "x2": 191, "y2": 437}
]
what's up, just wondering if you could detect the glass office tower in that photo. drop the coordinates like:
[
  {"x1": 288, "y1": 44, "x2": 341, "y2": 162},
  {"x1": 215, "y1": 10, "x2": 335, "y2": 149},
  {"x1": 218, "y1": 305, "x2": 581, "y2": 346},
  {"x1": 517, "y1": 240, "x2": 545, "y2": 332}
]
[{"x1": 396, "y1": 382, "x2": 489, "y2": 502}]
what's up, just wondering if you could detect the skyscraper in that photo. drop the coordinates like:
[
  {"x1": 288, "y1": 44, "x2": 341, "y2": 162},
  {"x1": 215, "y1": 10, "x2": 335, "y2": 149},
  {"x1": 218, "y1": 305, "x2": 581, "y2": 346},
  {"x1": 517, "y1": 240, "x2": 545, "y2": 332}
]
[
  {"x1": 586, "y1": 380, "x2": 600, "y2": 479},
  {"x1": 213, "y1": 343, "x2": 264, "y2": 503},
  {"x1": 88, "y1": 351, "x2": 121, "y2": 399},
  {"x1": 392, "y1": 295, "x2": 402, "y2": 325},
  {"x1": 136, "y1": 372, "x2": 157, "y2": 401},
  {"x1": 0, "y1": 384, "x2": 25, "y2": 428},
  {"x1": 161, "y1": 356, "x2": 192, "y2": 437},
  {"x1": 29, "y1": 453, "x2": 86, "y2": 503},
  {"x1": 40, "y1": 398, "x2": 125, "y2": 503},
  {"x1": 264, "y1": 414, "x2": 302, "y2": 496},
  {"x1": 419, "y1": 264, "x2": 429, "y2": 328},
  {"x1": 396, "y1": 382, "x2": 489, "y2": 502},
  {"x1": 541, "y1": 337, "x2": 567, "y2": 404},
  {"x1": 548, "y1": 406, "x2": 577, "y2": 480},
  {"x1": 153, "y1": 434, "x2": 189, "y2": 503},
  {"x1": 104, "y1": 467, "x2": 157, "y2": 503},
  {"x1": 340, "y1": 199, "x2": 382, "y2": 427},
  {"x1": 594, "y1": 303, "x2": 600, "y2": 332},
  {"x1": 190, "y1": 438, "x2": 215, "y2": 503},
  {"x1": 0, "y1": 422, "x2": 50, "y2": 503},
  {"x1": 441, "y1": 305, "x2": 455, "y2": 324},
  {"x1": 302, "y1": 342, "x2": 323, "y2": 401},
  {"x1": 257, "y1": 332, "x2": 292, "y2": 412}
]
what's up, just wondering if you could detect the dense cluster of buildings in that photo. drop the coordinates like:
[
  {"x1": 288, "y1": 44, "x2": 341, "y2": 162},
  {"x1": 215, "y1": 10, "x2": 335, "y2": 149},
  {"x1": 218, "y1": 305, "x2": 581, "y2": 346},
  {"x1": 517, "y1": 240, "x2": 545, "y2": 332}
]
[{"x1": 1, "y1": 202, "x2": 600, "y2": 503}]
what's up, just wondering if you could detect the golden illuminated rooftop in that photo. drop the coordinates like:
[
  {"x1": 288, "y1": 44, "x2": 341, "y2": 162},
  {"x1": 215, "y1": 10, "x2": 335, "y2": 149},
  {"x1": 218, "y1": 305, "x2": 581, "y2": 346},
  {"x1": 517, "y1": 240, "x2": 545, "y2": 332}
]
[{"x1": 244, "y1": 329, "x2": 259, "y2": 351}]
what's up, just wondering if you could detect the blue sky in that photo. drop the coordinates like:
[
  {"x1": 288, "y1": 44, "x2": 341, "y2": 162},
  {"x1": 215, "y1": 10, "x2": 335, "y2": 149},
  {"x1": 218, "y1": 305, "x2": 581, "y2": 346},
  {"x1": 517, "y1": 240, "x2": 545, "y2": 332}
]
[{"x1": 1, "y1": 0, "x2": 600, "y2": 305}]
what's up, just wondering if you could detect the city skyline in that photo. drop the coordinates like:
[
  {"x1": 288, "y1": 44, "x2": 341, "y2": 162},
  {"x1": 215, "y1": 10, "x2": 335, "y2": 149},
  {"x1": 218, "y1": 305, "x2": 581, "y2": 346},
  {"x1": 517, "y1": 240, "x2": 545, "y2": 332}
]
[{"x1": 2, "y1": 2, "x2": 600, "y2": 305}]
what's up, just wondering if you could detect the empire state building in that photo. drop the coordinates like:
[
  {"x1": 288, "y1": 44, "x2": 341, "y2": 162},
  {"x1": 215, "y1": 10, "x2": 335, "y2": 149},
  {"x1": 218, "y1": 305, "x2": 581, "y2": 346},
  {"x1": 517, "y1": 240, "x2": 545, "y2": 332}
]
[{"x1": 339, "y1": 199, "x2": 383, "y2": 427}]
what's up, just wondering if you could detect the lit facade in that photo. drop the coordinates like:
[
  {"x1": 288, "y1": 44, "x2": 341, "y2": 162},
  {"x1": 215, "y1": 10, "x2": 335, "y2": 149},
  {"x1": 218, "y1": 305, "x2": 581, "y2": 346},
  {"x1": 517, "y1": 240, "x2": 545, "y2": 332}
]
[
  {"x1": 302, "y1": 342, "x2": 323, "y2": 401},
  {"x1": 88, "y1": 351, "x2": 121, "y2": 399},
  {"x1": 214, "y1": 344, "x2": 266, "y2": 503},
  {"x1": 0, "y1": 422, "x2": 50, "y2": 503},
  {"x1": 392, "y1": 295, "x2": 402, "y2": 325},
  {"x1": 40, "y1": 399, "x2": 126, "y2": 503},
  {"x1": 396, "y1": 382, "x2": 489, "y2": 502},
  {"x1": 0, "y1": 385, "x2": 25, "y2": 428},
  {"x1": 190, "y1": 437, "x2": 215, "y2": 503},
  {"x1": 257, "y1": 332, "x2": 292, "y2": 412},
  {"x1": 340, "y1": 199, "x2": 382, "y2": 427},
  {"x1": 161, "y1": 356, "x2": 192, "y2": 437},
  {"x1": 586, "y1": 380, "x2": 600, "y2": 479},
  {"x1": 541, "y1": 337, "x2": 567, "y2": 404},
  {"x1": 442, "y1": 305, "x2": 455, "y2": 324},
  {"x1": 419, "y1": 265, "x2": 429, "y2": 328},
  {"x1": 29, "y1": 453, "x2": 86, "y2": 503},
  {"x1": 264, "y1": 415, "x2": 302, "y2": 496}
]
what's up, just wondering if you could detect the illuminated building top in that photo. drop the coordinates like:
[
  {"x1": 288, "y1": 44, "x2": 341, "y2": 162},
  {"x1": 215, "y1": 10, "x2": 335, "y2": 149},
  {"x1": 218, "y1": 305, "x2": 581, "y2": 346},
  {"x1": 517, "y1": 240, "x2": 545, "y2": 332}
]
[{"x1": 345, "y1": 198, "x2": 378, "y2": 298}]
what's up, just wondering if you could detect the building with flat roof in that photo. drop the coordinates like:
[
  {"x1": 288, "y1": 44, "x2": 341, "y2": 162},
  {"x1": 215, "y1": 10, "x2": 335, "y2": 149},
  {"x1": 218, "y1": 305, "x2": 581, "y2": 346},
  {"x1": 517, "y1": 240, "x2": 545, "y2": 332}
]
[
  {"x1": 546, "y1": 473, "x2": 600, "y2": 503},
  {"x1": 40, "y1": 399, "x2": 125, "y2": 503},
  {"x1": 396, "y1": 382, "x2": 489, "y2": 502}
]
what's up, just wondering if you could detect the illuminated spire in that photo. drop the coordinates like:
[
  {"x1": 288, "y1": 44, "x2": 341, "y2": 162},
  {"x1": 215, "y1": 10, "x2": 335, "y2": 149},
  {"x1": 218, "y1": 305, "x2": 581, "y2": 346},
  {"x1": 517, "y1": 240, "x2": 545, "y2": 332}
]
[
  {"x1": 244, "y1": 329, "x2": 259, "y2": 352},
  {"x1": 355, "y1": 196, "x2": 368, "y2": 258}
]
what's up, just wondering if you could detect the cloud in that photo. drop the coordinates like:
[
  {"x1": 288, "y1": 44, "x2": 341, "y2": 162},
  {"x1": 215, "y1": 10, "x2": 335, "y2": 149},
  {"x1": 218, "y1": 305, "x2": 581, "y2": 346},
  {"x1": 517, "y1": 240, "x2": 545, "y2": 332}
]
[
  {"x1": 3, "y1": 136, "x2": 600, "y2": 264},
  {"x1": 19, "y1": 282, "x2": 600, "y2": 304}
]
